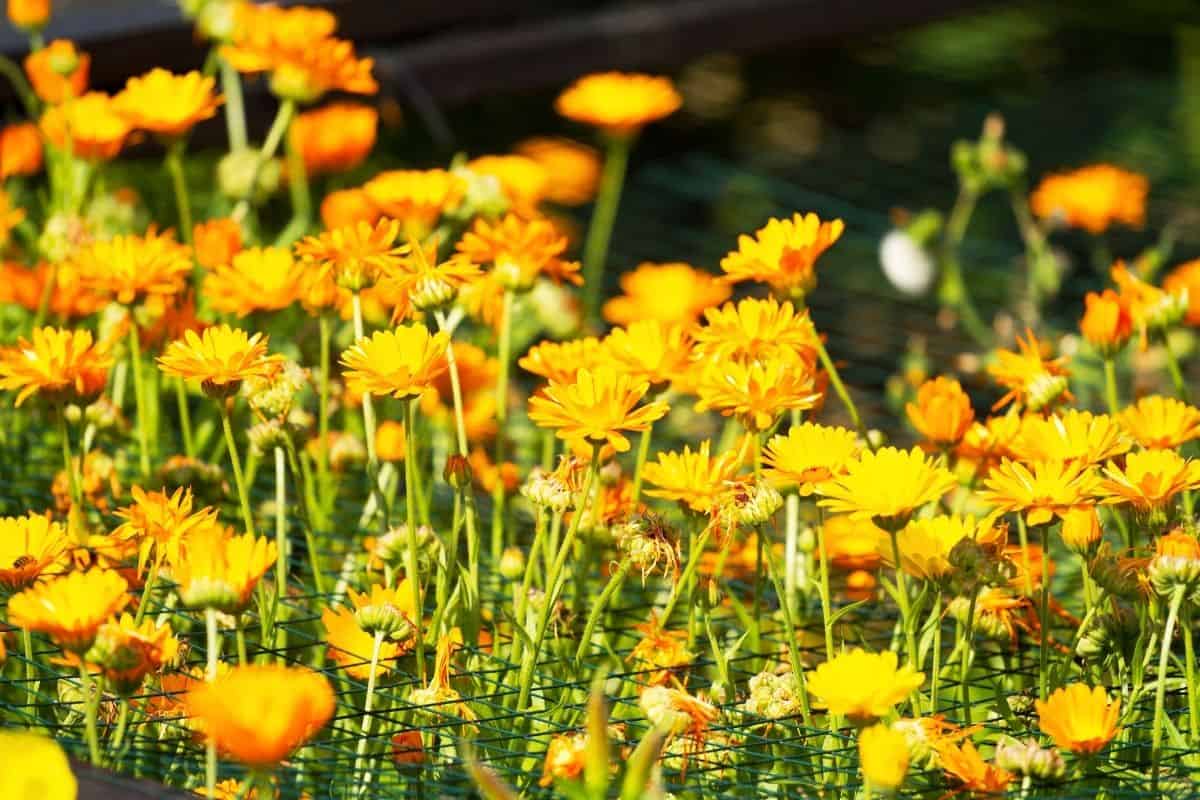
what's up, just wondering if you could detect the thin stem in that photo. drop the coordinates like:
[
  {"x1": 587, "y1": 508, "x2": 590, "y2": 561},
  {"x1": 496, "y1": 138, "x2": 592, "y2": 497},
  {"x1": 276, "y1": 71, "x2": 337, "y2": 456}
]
[
  {"x1": 77, "y1": 663, "x2": 101, "y2": 765},
  {"x1": 1038, "y1": 536, "x2": 1051, "y2": 700},
  {"x1": 816, "y1": 511, "x2": 835, "y2": 662},
  {"x1": 175, "y1": 378, "x2": 195, "y2": 457},
  {"x1": 0, "y1": 54, "x2": 37, "y2": 115},
  {"x1": 492, "y1": 290, "x2": 514, "y2": 561},
  {"x1": 165, "y1": 141, "x2": 193, "y2": 244},
  {"x1": 283, "y1": 436, "x2": 327, "y2": 596},
  {"x1": 813, "y1": 337, "x2": 868, "y2": 444},
  {"x1": 661, "y1": 525, "x2": 714, "y2": 624},
  {"x1": 1103, "y1": 357, "x2": 1121, "y2": 415},
  {"x1": 1162, "y1": 334, "x2": 1191, "y2": 403},
  {"x1": 930, "y1": 591, "x2": 943, "y2": 713},
  {"x1": 205, "y1": 607, "x2": 221, "y2": 798},
  {"x1": 1184, "y1": 608, "x2": 1199, "y2": 744},
  {"x1": 232, "y1": 98, "x2": 295, "y2": 222},
  {"x1": 888, "y1": 528, "x2": 921, "y2": 714},
  {"x1": 22, "y1": 629, "x2": 37, "y2": 712},
  {"x1": 574, "y1": 558, "x2": 632, "y2": 664},
  {"x1": 128, "y1": 324, "x2": 151, "y2": 479},
  {"x1": 404, "y1": 399, "x2": 427, "y2": 682},
  {"x1": 1152, "y1": 586, "x2": 1185, "y2": 792},
  {"x1": 219, "y1": 57, "x2": 248, "y2": 151},
  {"x1": 220, "y1": 403, "x2": 257, "y2": 538},
  {"x1": 270, "y1": 446, "x2": 288, "y2": 654},
  {"x1": 960, "y1": 589, "x2": 978, "y2": 726},
  {"x1": 278, "y1": 121, "x2": 313, "y2": 245},
  {"x1": 630, "y1": 423, "x2": 654, "y2": 505},
  {"x1": 351, "y1": 293, "x2": 389, "y2": 529},
  {"x1": 581, "y1": 134, "x2": 632, "y2": 327},
  {"x1": 317, "y1": 313, "x2": 332, "y2": 514},
  {"x1": 939, "y1": 187, "x2": 992, "y2": 347},
  {"x1": 435, "y1": 310, "x2": 478, "y2": 611},
  {"x1": 351, "y1": 631, "x2": 385, "y2": 798}
]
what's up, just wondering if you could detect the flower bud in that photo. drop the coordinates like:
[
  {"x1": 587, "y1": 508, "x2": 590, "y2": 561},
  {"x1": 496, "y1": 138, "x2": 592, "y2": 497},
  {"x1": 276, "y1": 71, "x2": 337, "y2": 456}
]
[
  {"x1": 218, "y1": 148, "x2": 281, "y2": 203},
  {"x1": 1080, "y1": 290, "x2": 1132, "y2": 356},
  {"x1": 735, "y1": 483, "x2": 783, "y2": 527},
  {"x1": 614, "y1": 513, "x2": 679, "y2": 581},
  {"x1": 1060, "y1": 506, "x2": 1102, "y2": 556},
  {"x1": 410, "y1": 276, "x2": 457, "y2": 312},
  {"x1": 245, "y1": 360, "x2": 307, "y2": 421},
  {"x1": 521, "y1": 469, "x2": 573, "y2": 512},
  {"x1": 499, "y1": 547, "x2": 525, "y2": 580},
  {"x1": 196, "y1": 0, "x2": 237, "y2": 41},
  {"x1": 994, "y1": 737, "x2": 1065, "y2": 782},
  {"x1": 355, "y1": 600, "x2": 414, "y2": 639},
  {"x1": 83, "y1": 397, "x2": 121, "y2": 431},
  {"x1": 443, "y1": 454, "x2": 472, "y2": 492},
  {"x1": 742, "y1": 670, "x2": 802, "y2": 719},
  {"x1": 247, "y1": 420, "x2": 289, "y2": 456}
]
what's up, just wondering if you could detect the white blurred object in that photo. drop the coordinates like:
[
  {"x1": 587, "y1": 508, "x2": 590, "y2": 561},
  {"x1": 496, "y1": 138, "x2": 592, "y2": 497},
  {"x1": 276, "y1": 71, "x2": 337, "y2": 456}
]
[{"x1": 880, "y1": 229, "x2": 936, "y2": 296}]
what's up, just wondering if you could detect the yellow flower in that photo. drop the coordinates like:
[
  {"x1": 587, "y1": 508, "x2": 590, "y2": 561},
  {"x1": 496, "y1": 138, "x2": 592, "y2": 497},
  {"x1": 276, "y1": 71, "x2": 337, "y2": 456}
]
[
  {"x1": 693, "y1": 296, "x2": 819, "y2": 364},
  {"x1": 68, "y1": 227, "x2": 193, "y2": 304},
  {"x1": 720, "y1": 212, "x2": 845, "y2": 300},
  {"x1": 806, "y1": 648, "x2": 924, "y2": 721},
  {"x1": 519, "y1": 337, "x2": 607, "y2": 385},
  {"x1": 362, "y1": 169, "x2": 466, "y2": 237},
  {"x1": 987, "y1": 329, "x2": 1072, "y2": 413},
  {"x1": 859, "y1": 723, "x2": 909, "y2": 791},
  {"x1": 295, "y1": 217, "x2": 405, "y2": 291},
  {"x1": 158, "y1": 325, "x2": 278, "y2": 396},
  {"x1": 817, "y1": 447, "x2": 957, "y2": 529},
  {"x1": 1060, "y1": 505, "x2": 1102, "y2": 554},
  {"x1": 603, "y1": 320, "x2": 692, "y2": 388},
  {"x1": 204, "y1": 246, "x2": 303, "y2": 316},
  {"x1": 340, "y1": 325, "x2": 450, "y2": 399},
  {"x1": 25, "y1": 39, "x2": 88, "y2": 104},
  {"x1": 185, "y1": 664, "x2": 335, "y2": 767},
  {"x1": 7, "y1": 568, "x2": 129, "y2": 652},
  {"x1": 1009, "y1": 409, "x2": 1131, "y2": 466},
  {"x1": 906, "y1": 376, "x2": 975, "y2": 447},
  {"x1": 0, "y1": 731, "x2": 77, "y2": 800},
  {"x1": 979, "y1": 458, "x2": 1099, "y2": 527},
  {"x1": 321, "y1": 605, "x2": 405, "y2": 680},
  {"x1": 1036, "y1": 683, "x2": 1121, "y2": 755},
  {"x1": 173, "y1": 523, "x2": 276, "y2": 613},
  {"x1": 0, "y1": 326, "x2": 111, "y2": 407},
  {"x1": 694, "y1": 353, "x2": 822, "y2": 432},
  {"x1": 73, "y1": 613, "x2": 180, "y2": 695},
  {"x1": 528, "y1": 365, "x2": 670, "y2": 453},
  {"x1": 1096, "y1": 449, "x2": 1200, "y2": 514},
  {"x1": 1030, "y1": 164, "x2": 1147, "y2": 234},
  {"x1": 643, "y1": 438, "x2": 749, "y2": 514},
  {"x1": 112, "y1": 485, "x2": 218, "y2": 571},
  {"x1": 40, "y1": 91, "x2": 130, "y2": 160},
  {"x1": 880, "y1": 514, "x2": 996, "y2": 582},
  {"x1": 376, "y1": 236, "x2": 482, "y2": 318},
  {"x1": 113, "y1": 68, "x2": 222, "y2": 137},
  {"x1": 456, "y1": 213, "x2": 581, "y2": 291},
  {"x1": 1119, "y1": 395, "x2": 1200, "y2": 450},
  {"x1": 514, "y1": 136, "x2": 601, "y2": 206},
  {"x1": 602, "y1": 261, "x2": 731, "y2": 327},
  {"x1": 555, "y1": 72, "x2": 681, "y2": 135},
  {"x1": 763, "y1": 422, "x2": 860, "y2": 495},
  {"x1": 467, "y1": 154, "x2": 549, "y2": 213},
  {"x1": 291, "y1": 102, "x2": 378, "y2": 175},
  {"x1": 0, "y1": 512, "x2": 68, "y2": 591}
]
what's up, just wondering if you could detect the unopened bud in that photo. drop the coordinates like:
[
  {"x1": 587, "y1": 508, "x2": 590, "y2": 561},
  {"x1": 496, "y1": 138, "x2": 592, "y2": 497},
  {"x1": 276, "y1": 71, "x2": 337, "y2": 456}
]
[{"x1": 443, "y1": 454, "x2": 472, "y2": 491}]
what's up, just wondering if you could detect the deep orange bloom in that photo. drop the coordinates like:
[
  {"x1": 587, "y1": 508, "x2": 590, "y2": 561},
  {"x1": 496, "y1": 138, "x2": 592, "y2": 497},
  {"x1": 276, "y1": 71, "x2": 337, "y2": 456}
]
[
  {"x1": 25, "y1": 39, "x2": 88, "y2": 104},
  {"x1": 0, "y1": 122, "x2": 43, "y2": 179},
  {"x1": 68, "y1": 227, "x2": 193, "y2": 304},
  {"x1": 321, "y1": 605, "x2": 405, "y2": 680},
  {"x1": 514, "y1": 136, "x2": 601, "y2": 206},
  {"x1": 456, "y1": 213, "x2": 581, "y2": 290},
  {"x1": 602, "y1": 262, "x2": 731, "y2": 327},
  {"x1": 987, "y1": 329, "x2": 1072, "y2": 412},
  {"x1": 906, "y1": 376, "x2": 974, "y2": 447},
  {"x1": 192, "y1": 218, "x2": 243, "y2": 270},
  {"x1": 936, "y1": 740, "x2": 1013, "y2": 794},
  {"x1": 467, "y1": 154, "x2": 549, "y2": 213},
  {"x1": 377, "y1": 236, "x2": 482, "y2": 318},
  {"x1": 68, "y1": 613, "x2": 179, "y2": 695},
  {"x1": 362, "y1": 169, "x2": 465, "y2": 237},
  {"x1": 8, "y1": 0, "x2": 49, "y2": 28},
  {"x1": 40, "y1": 92, "x2": 130, "y2": 160},
  {"x1": 540, "y1": 733, "x2": 589, "y2": 787},
  {"x1": 1112, "y1": 261, "x2": 1187, "y2": 346},
  {"x1": 291, "y1": 102, "x2": 378, "y2": 175},
  {"x1": 528, "y1": 365, "x2": 669, "y2": 453},
  {"x1": 1080, "y1": 289, "x2": 1133, "y2": 354},
  {"x1": 1036, "y1": 684, "x2": 1121, "y2": 755},
  {"x1": 320, "y1": 187, "x2": 380, "y2": 229},
  {"x1": 720, "y1": 212, "x2": 845, "y2": 300},
  {"x1": 112, "y1": 485, "x2": 218, "y2": 571},
  {"x1": 113, "y1": 68, "x2": 222, "y2": 137},
  {"x1": 0, "y1": 187, "x2": 25, "y2": 248},
  {"x1": 555, "y1": 72, "x2": 681, "y2": 135},
  {"x1": 7, "y1": 569, "x2": 129, "y2": 652},
  {"x1": 1163, "y1": 258, "x2": 1200, "y2": 326},
  {"x1": 1030, "y1": 164, "x2": 1147, "y2": 234},
  {"x1": 0, "y1": 326, "x2": 111, "y2": 406}
]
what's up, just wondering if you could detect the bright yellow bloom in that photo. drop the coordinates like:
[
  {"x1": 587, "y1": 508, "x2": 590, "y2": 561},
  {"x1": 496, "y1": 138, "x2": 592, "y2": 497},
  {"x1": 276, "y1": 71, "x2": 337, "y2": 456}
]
[
  {"x1": 295, "y1": 217, "x2": 405, "y2": 291},
  {"x1": 554, "y1": 72, "x2": 681, "y2": 135},
  {"x1": 858, "y1": 724, "x2": 909, "y2": 791},
  {"x1": 291, "y1": 102, "x2": 377, "y2": 175},
  {"x1": 173, "y1": 524, "x2": 276, "y2": 613},
  {"x1": 514, "y1": 136, "x2": 601, "y2": 206},
  {"x1": 114, "y1": 68, "x2": 222, "y2": 137},
  {"x1": 112, "y1": 485, "x2": 218, "y2": 571},
  {"x1": 321, "y1": 605, "x2": 405, "y2": 680},
  {"x1": 979, "y1": 458, "x2": 1100, "y2": 527},
  {"x1": 519, "y1": 337, "x2": 607, "y2": 385},
  {"x1": 643, "y1": 438, "x2": 748, "y2": 513},
  {"x1": 528, "y1": 365, "x2": 669, "y2": 453},
  {"x1": 721, "y1": 212, "x2": 845, "y2": 300},
  {"x1": 7, "y1": 568, "x2": 129, "y2": 652},
  {"x1": 817, "y1": 447, "x2": 957, "y2": 528},
  {"x1": 0, "y1": 731, "x2": 77, "y2": 800},
  {"x1": 70, "y1": 613, "x2": 180, "y2": 695},
  {"x1": 1030, "y1": 164, "x2": 1147, "y2": 234},
  {"x1": 185, "y1": 664, "x2": 335, "y2": 767},
  {"x1": 158, "y1": 325, "x2": 277, "y2": 396},
  {"x1": 602, "y1": 261, "x2": 731, "y2": 327},
  {"x1": 1096, "y1": 449, "x2": 1200, "y2": 513},
  {"x1": 694, "y1": 353, "x2": 822, "y2": 432},
  {"x1": 1009, "y1": 409, "x2": 1131, "y2": 466},
  {"x1": 693, "y1": 296, "x2": 819, "y2": 364},
  {"x1": 339, "y1": 325, "x2": 450, "y2": 399},
  {"x1": 0, "y1": 326, "x2": 111, "y2": 406},
  {"x1": 988, "y1": 329, "x2": 1072, "y2": 412},
  {"x1": 763, "y1": 422, "x2": 859, "y2": 494},
  {"x1": 936, "y1": 740, "x2": 1013, "y2": 795},
  {"x1": 68, "y1": 227, "x2": 193, "y2": 304},
  {"x1": 0, "y1": 121, "x2": 43, "y2": 180},
  {"x1": 1119, "y1": 395, "x2": 1200, "y2": 450},
  {"x1": 1036, "y1": 684, "x2": 1121, "y2": 755},
  {"x1": 806, "y1": 648, "x2": 924, "y2": 721},
  {"x1": 603, "y1": 320, "x2": 692, "y2": 388},
  {"x1": 362, "y1": 169, "x2": 466, "y2": 237},
  {"x1": 456, "y1": 213, "x2": 581, "y2": 290},
  {"x1": 1060, "y1": 505, "x2": 1103, "y2": 553},
  {"x1": 204, "y1": 246, "x2": 303, "y2": 316},
  {"x1": 0, "y1": 512, "x2": 68, "y2": 591},
  {"x1": 880, "y1": 514, "x2": 993, "y2": 582},
  {"x1": 906, "y1": 376, "x2": 975, "y2": 447},
  {"x1": 25, "y1": 39, "x2": 88, "y2": 104},
  {"x1": 40, "y1": 91, "x2": 130, "y2": 160},
  {"x1": 467, "y1": 154, "x2": 549, "y2": 213}
]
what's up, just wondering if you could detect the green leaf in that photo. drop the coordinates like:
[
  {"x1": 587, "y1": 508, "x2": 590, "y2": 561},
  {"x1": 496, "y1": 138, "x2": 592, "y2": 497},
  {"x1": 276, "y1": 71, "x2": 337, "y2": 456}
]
[{"x1": 620, "y1": 726, "x2": 668, "y2": 800}]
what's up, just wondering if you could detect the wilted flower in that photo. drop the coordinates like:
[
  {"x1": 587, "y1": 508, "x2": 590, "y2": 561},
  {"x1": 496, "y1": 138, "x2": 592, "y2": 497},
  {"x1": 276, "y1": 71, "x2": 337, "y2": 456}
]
[
  {"x1": 993, "y1": 737, "x2": 1066, "y2": 781},
  {"x1": 743, "y1": 670, "x2": 803, "y2": 720}
]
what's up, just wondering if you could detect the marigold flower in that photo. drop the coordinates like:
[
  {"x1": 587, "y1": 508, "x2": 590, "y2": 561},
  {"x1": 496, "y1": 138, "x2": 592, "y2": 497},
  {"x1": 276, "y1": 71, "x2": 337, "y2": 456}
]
[
  {"x1": 159, "y1": 325, "x2": 277, "y2": 397},
  {"x1": 528, "y1": 365, "x2": 669, "y2": 453},
  {"x1": 818, "y1": 446, "x2": 957, "y2": 529},
  {"x1": 68, "y1": 227, "x2": 193, "y2": 304},
  {"x1": 467, "y1": 154, "x2": 549, "y2": 213},
  {"x1": 1148, "y1": 529, "x2": 1200, "y2": 594},
  {"x1": 1060, "y1": 505, "x2": 1102, "y2": 554},
  {"x1": 192, "y1": 217, "x2": 243, "y2": 270},
  {"x1": 693, "y1": 296, "x2": 819, "y2": 364},
  {"x1": 374, "y1": 420, "x2": 407, "y2": 462},
  {"x1": 721, "y1": 212, "x2": 845, "y2": 300},
  {"x1": 8, "y1": 0, "x2": 49, "y2": 28},
  {"x1": 519, "y1": 337, "x2": 607, "y2": 385},
  {"x1": 957, "y1": 412, "x2": 1022, "y2": 473},
  {"x1": 321, "y1": 605, "x2": 405, "y2": 680},
  {"x1": 0, "y1": 512, "x2": 68, "y2": 592},
  {"x1": 859, "y1": 723, "x2": 909, "y2": 791},
  {"x1": 630, "y1": 620, "x2": 693, "y2": 682},
  {"x1": 24, "y1": 39, "x2": 88, "y2": 104},
  {"x1": 987, "y1": 329, "x2": 1072, "y2": 412},
  {"x1": 291, "y1": 102, "x2": 378, "y2": 175},
  {"x1": 763, "y1": 422, "x2": 859, "y2": 495},
  {"x1": 0, "y1": 326, "x2": 111, "y2": 406},
  {"x1": 362, "y1": 169, "x2": 465, "y2": 237},
  {"x1": 821, "y1": 514, "x2": 886, "y2": 571},
  {"x1": 7, "y1": 568, "x2": 128, "y2": 652},
  {"x1": 514, "y1": 136, "x2": 601, "y2": 206},
  {"x1": 340, "y1": 325, "x2": 449, "y2": 400},
  {"x1": 320, "y1": 187, "x2": 380, "y2": 229},
  {"x1": 204, "y1": 246, "x2": 303, "y2": 316},
  {"x1": 540, "y1": 733, "x2": 588, "y2": 786},
  {"x1": 1096, "y1": 449, "x2": 1200, "y2": 514},
  {"x1": 602, "y1": 261, "x2": 731, "y2": 327},
  {"x1": 936, "y1": 740, "x2": 1013, "y2": 794},
  {"x1": 173, "y1": 524, "x2": 276, "y2": 613},
  {"x1": 1030, "y1": 164, "x2": 1147, "y2": 234},
  {"x1": 806, "y1": 648, "x2": 924, "y2": 721},
  {"x1": 1119, "y1": 395, "x2": 1200, "y2": 450},
  {"x1": 880, "y1": 514, "x2": 995, "y2": 582},
  {"x1": 979, "y1": 458, "x2": 1099, "y2": 527},
  {"x1": 603, "y1": 320, "x2": 692, "y2": 388},
  {"x1": 377, "y1": 236, "x2": 482, "y2": 318},
  {"x1": 1112, "y1": 261, "x2": 1188, "y2": 345},
  {"x1": 694, "y1": 353, "x2": 822, "y2": 432},
  {"x1": 185, "y1": 664, "x2": 335, "y2": 767},
  {"x1": 1080, "y1": 289, "x2": 1133, "y2": 355},
  {"x1": 40, "y1": 92, "x2": 130, "y2": 160},
  {"x1": 639, "y1": 685, "x2": 719, "y2": 737},
  {"x1": 0, "y1": 122, "x2": 43, "y2": 179},
  {"x1": 69, "y1": 613, "x2": 179, "y2": 695},
  {"x1": 555, "y1": 72, "x2": 681, "y2": 135},
  {"x1": 112, "y1": 485, "x2": 218, "y2": 571},
  {"x1": 906, "y1": 376, "x2": 975, "y2": 447},
  {"x1": 1163, "y1": 258, "x2": 1200, "y2": 326},
  {"x1": 1009, "y1": 409, "x2": 1131, "y2": 466},
  {"x1": 1036, "y1": 684, "x2": 1120, "y2": 755},
  {"x1": 456, "y1": 213, "x2": 581, "y2": 291},
  {"x1": 113, "y1": 68, "x2": 222, "y2": 137},
  {"x1": 642, "y1": 438, "x2": 747, "y2": 514},
  {"x1": 295, "y1": 217, "x2": 404, "y2": 291}
]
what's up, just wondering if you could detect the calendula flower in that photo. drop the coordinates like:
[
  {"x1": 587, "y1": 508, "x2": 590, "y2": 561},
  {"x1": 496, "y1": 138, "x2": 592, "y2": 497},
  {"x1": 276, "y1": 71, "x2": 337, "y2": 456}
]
[
  {"x1": 630, "y1": 620, "x2": 693, "y2": 682},
  {"x1": 0, "y1": 731, "x2": 77, "y2": 800},
  {"x1": 193, "y1": 217, "x2": 243, "y2": 270},
  {"x1": 0, "y1": 122, "x2": 43, "y2": 179},
  {"x1": 69, "y1": 227, "x2": 193, "y2": 304},
  {"x1": 321, "y1": 187, "x2": 380, "y2": 230},
  {"x1": 906, "y1": 376, "x2": 975, "y2": 447},
  {"x1": 1148, "y1": 529, "x2": 1200, "y2": 595},
  {"x1": 113, "y1": 68, "x2": 222, "y2": 137},
  {"x1": 185, "y1": 664, "x2": 335, "y2": 767},
  {"x1": 643, "y1": 438, "x2": 748, "y2": 514},
  {"x1": 8, "y1": 0, "x2": 50, "y2": 28},
  {"x1": 348, "y1": 580, "x2": 419, "y2": 637},
  {"x1": 514, "y1": 136, "x2": 601, "y2": 206},
  {"x1": 0, "y1": 326, "x2": 111, "y2": 406},
  {"x1": 408, "y1": 629, "x2": 476, "y2": 722},
  {"x1": 7, "y1": 569, "x2": 129, "y2": 652},
  {"x1": 467, "y1": 154, "x2": 549, "y2": 213},
  {"x1": 291, "y1": 102, "x2": 377, "y2": 175},
  {"x1": 694, "y1": 353, "x2": 822, "y2": 432},
  {"x1": 528, "y1": 365, "x2": 670, "y2": 453},
  {"x1": 1060, "y1": 506, "x2": 1103, "y2": 554},
  {"x1": 40, "y1": 92, "x2": 130, "y2": 160},
  {"x1": 0, "y1": 188, "x2": 23, "y2": 248},
  {"x1": 1036, "y1": 684, "x2": 1121, "y2": 755},
  {"x1": 456, "y1": 213, "x2": 581, "y2": 291},
  {"x1": 519, "y1": 337, "x2": 607, "y2": 385},
  {"x1": 602, "y1": 261, "x2": 731, "y2": 327},
  {"x1": 640, "y1": 685, "x2": 719, "y2": 738},
  {"x1": 0, "y1": 512, "x2": 68, "y2": 592},
  {"x1": 603, "y1": 320, "x2": 693, "y2": 388},
  {"x1": 880, "y1": 514, "x2": 994, "y2": 582},
  {"x1": 763, "y1": 422, "x2": 859, "y2": 494},
  {"x1": 693, "y1": 296, "x2": 819, "y2": 364},
  {"x1": 1030, "y1": 164, "x2": 1147, "y2": 234},
  {"x1": 936, "y1": 740, "x2": 1013, "y2": 795},
  {"x1": 721, "y1": 212, "x2": 845, "y2": 300},
  {"x1": 957, "y1": 412, "x2": 1022, "y2": 474},
  {"x1": 555, "y1": 72, "x2": 681, "y2": 135},
  {"x1": 70, "y1": 613, "x2": 179, "y2": 695},
  {"x1": 1119, "y1": 395, "x2": 1200, "y2": 450},
  {"x1": 340, "y1": 325, "x2": 450, "y2": 400},
  {"x1": 159, "y1": 325, "x2": 277, "y2": 397},
  {"x1": 112, "y1": 486, "x2": 218, "y2": 571},
  {"x1": 987, "y1": 329, "x2": 1072, "y2": 412},
  {"x1": 377, "y1": 236, "x2": 482, "y2": 318},
  {"x1": 173, "y1": 524, "x2": 276, "y2": 613},
  {"x1": 362, "y1": 169, "x2": 466, "y2": 237},
  {"x1": 1163, "y1": 258, "x2": 1200, "y2": 326},
  {"x1": 1096, "y1": 449, "x2": 1200, "y2": 514},
  {"x1": 204, "y1": 246, "x2": 303, "y2": 316},
  {"x1": 1009, "y1": 410, "x2": 1131, "y2": 466},
  {"x1": 540, "y1": 733, "x2": 588, "y2": 786},
  {"x1": 1080, "y1": 289, "x2": 1133, "y2": 355},
  {"x1": 321, "y1": 605, "x2": 405, "y2": 680},
  {"x1": 295, "y1": 217, "x2": 405, "y2": 291},
  {"x1": 1112, "y1": 261, "x2": 1189, "y2": 345},
  {"x1": 818, "y1": 447, "x2": 957, "y2": 529},
  {"x1": 24, "y1": 39, "x2": 88, "y2": 104},
  {"x1": 806, "y1": 648, "x2": 924, "y2": 721},
  {"x1": 980, "y1": 458, "x2": 1100, "y2": 527},
  {"x1": 859, "y1": 723, "x2": 910, "y2": 792},
  {"x1": 821, "y1": 514, "x2": 886, "y2": 571}
]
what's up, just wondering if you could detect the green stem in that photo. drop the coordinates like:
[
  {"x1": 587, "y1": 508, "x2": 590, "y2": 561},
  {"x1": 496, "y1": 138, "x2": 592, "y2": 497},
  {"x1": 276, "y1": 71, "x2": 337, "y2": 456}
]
[
  {"x1": 404, "y1": 400, "x2": 427, "y2": 682},
  {"x1": 220, "y1": 404, "x2": 257, "y2": 537},
  {"x1": 1038, "y1": 535, "x2": 1051, "y2": 700},
  {"x1": 930, "y1": 591, "x2": 943, "y2": 713},
  {"x1": 492, "y1": 290, "x2": 514, "y2": 561},
  {"x1": 317, "y1": 313, "x2": 332, "y2": 514},
  {"x1": 1162, "y1": 334, "x2": 1191, "y2": 403},
  {"x1": 436, "y1": 310, "x2": 477, "y2": 613},
  {"x1": 581, "y1": 134, "x2": 632, "y2": 327},
  {"x1": 175, "y1": 378, "x2": 195, "y2": 457},
  {"x1": 232, "y1": 98, "x2": 294, "y2": 222},
  {"x1": 77, "y1": 663, "x2": 101, "y2": 765},
  {"x1": 165, "y1": 141, "x2": 193, "y2": 244},
  {"x1": 205, "y1": 607, "x2": 220, "y2": 798},
  {"x1": 816, "y1": 510, "x2": 835, "y2": 662},
  {"x1": 574, "y1": 558, "x2": 631, "y2": 665},
  {"x1": 660, "y1": 525, "x2": 714, "y2": 623},
  {"x1": 961, "y1": 589, "x2": 978, "y2": 726},
  {"x1": 128, "y1": 324, "x2": 151, "y2": 479},
  {"x1": 351, "y1": 631, "x2": 384, "y2": 799},
  {"x1": 270, "y1": 446, "x2": 288, "y2": 654},
  {"x1": 22, "y1": 629, "x2": 37, "y2": 712},
  {"x1": 220, "y1": 57, "x2": 247, "y2": 151},
  {"x1": 1103, "y1": 357, "x2": 1121, "y2": 415},
  {"x1": 813, "y1": 337, "x2": 867, "y2": 444},
  {"x1": 1152, "y1": 586, "x2": 1185, "y2": 793},
  {"x1": 939, "y1": 187, "x2": 992, "y2": 347},
  {"x1": 283, "y1": 436, "x2": 327, "y2": 596},
  {"x1": 352, "y1": 293, "x2": 389, "y2": 530},
  {"x1": 629, "y1": 422, "x2": 654, "y2": 505},
  {"x1": 1184, "y1": 608, "x2": 1199, "y2": 744},
  {"x1": 277, "y1": 120, "x2": 313, "y2": 245},
  {"x1": 0, "y1": 54, "x2": 38, "y2": 116}
]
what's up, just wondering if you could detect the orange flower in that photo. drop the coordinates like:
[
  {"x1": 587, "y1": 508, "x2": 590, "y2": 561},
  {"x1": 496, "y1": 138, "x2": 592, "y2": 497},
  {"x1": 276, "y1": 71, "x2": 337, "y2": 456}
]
[
  {"x1": 1119, "y1": 395, "x2": 1200, "y2": 450},
  {"x1": 204, "y1": 246, "x2": 302, "y2": 316},
  {"x1": 192, "y1": 218, "x2": 243, "y2": 270},
  {"x1": 374, "y1": 420, "x2": 406, "y2": 462},
  {"x1": 40, "y1": 92, "x2": 130, "y2": 160},
  {"x1": 957, "y1": 412, "x2": 1022, "y2": 474},
  {"x1": 514, "y1": 136, "x2": 601, "y2": 206},
  {"x1": 291, "y1": 102, "x2": 378, "y2": 175},
  {"x1": 555, "y1": 72, "x2": 681, "y2": 135},
  {"x1": 158, "y1": 325, "x2": 278, "y2": 396},
  {"x1": 467, "y1": 154, "x2": 549, "y2": 213},
  {"x1": 456, "y1": 213, "x2": 581, "y2": 290},
  {"x1": 1080, "y1": 289, "x2": 1133, "y2": 354},
  {"x1": 821, "y1": 514, "x2": 885, "y2": 571},
  {"x1": 540, "y1": 733, "x2": 588, "y2": 786},
  {"x1": 0, "y1": 187, "x2": 24, "y2": 248},
  {"x1": 1112, "y1": 260, "x2": 1188, "y2": 345},
  {"x1": 112, "y1": 485, "x2": 218, "y2": 571},
  {"x1": 173, "y1": 524, "x2": 276, "y2": 613},
  {"x1": 906, "y1": 376, "x2": 975, "y2": 447},
  {"x1": 320, "y1": 187, "x2": 380, "y2": 230},
  {"x1": 7, "y1": 569, "x2": 129, "y2": 652},
  {"x1": 113, "y1": 68, "x2": 222, "y2": 137},
  {"x1": 0, "y1": 326, "x2": 111, "y2": 406},
  {"x1": 69, "y1": 613, "x2": 179, "y2": 695},
  {"x1": 979, "y1": 458, "x2": 1099, "y2": 527},
  {"x1": 1030, "y1": 164, "x2": 1147, "y2": 234},
  {"x1": 643, "y1": 438, "x2": 748, "y2": 513},
  {"x1": 987, "y1": 329, "x2": 1072, "y2": 412},
  {"x1": 0, "y1": 512, "x2": 68, "y2": 591},
  {"x1": 0, "y1": 122, "x2": 43, "y2": 179},
  {"x1": 25, "y1": 40, "x2": 88, "y2": 104},
  {"x1": 185, "y1": 664, "x2": 335, "y2": 767},
  {"x1": 295, "y1": 217, "x2": 404, "y2": 291},
  {"x1": 362, "y1": 169, "x2": 465, "y2": 237},
  {"x1": 1060, "y1": 505, "x2": 1102, "y2": 553},
  {"x1": 377, "y1": 236, "x2": 482, "y2": 318},
  {"x1": 68, "y1": 228, "x2": 193, "y2": 304},
  {"x1": 8, "y1": 0, "x2": 49, "y2": 28},
  {"x1": 340, "y1": 325, "x2": 449, "y2": 399},
  {"x1": 936, "y1": 740, "x2": 1013, "y2": 795},
  {"x1": 528, "y1": 365, "x2": 669, "y2": 453},
  {"x1": 694, "y1": 353, "x2": 821, "y2": 432},
  {"x1": 602, "y1": 261, "x2": 731, "y2": 327},
  {"x1": 321, "y1": 605, "x2": 404, "y2": 680},
  {"x1": 519, "y1": 337, "x2": 606, "y2": 385},
  {"x1": 1036, "y1": 684, "x2": 1121, "y2": 755},
  {"x1": 720, "y1": 212, "x2": 845, "y2": 300},
  {"x1": 603, "y1": 320, "x2": 692, "y2": 388},
  {"x1": 1096, "y1": 449, "x2": 1200, "y2": 514},
  {"x1": 1163, "y1": 258, "x2": 1200, "y2": 326}
]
